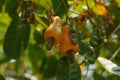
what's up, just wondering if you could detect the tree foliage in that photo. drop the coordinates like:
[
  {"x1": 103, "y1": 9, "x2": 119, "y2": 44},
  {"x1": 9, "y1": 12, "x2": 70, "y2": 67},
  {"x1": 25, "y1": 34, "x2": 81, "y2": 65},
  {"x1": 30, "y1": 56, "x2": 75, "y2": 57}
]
[{"x1": 0, "y1": 0, "x2": 120, "y2": 80}]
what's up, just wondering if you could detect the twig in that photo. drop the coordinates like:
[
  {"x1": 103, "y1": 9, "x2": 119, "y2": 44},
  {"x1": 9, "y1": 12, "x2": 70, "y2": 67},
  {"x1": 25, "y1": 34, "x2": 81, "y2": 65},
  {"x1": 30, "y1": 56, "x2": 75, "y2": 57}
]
[
  {"x1": 110, "y1": 47, "x2": 120, "y2": 61},
  {"x1": 109, "y1": 24, "x2": 120, "y2": 38}
]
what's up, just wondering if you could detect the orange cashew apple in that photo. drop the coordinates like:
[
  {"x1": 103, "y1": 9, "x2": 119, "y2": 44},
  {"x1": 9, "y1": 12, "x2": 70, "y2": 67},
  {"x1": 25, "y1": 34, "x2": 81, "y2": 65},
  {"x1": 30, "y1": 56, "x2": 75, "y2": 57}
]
[
  {"x1": 44, "y1": 16, "x2": 62, "y2": 50},
  {"x1": 60, "y1": 24, "x2": 79, "y2": 56}
]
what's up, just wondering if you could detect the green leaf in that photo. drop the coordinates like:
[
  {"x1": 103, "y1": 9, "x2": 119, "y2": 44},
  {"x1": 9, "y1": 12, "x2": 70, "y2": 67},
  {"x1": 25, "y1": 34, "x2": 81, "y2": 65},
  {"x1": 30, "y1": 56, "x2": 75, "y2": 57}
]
[
  {"x1": 33, "y1": 28, "x2": 45, "y2": 45},
  {"x1": 112, "y1": 7, "x2": 120, "y2": 26},
  {"x1": 3, "y1": 0, "x2": 30, "y2": 59},
  {"x1": 70, "y1": 19, "x2": 78, "y2": 45},
  {"x1": 0, "y1": 75, "x2": 5, "y2": 80},
  {"x1": 77, "y1": 32, "x2": 95, "y2": 63},
  {"x1": 52, "y1": 0, "x2": 68, "y2": 16},
  {"x1": 0, "y1": 0, "x2": 5, "y2": 12},
  {"x1": 56, "y1": 56, "x2": 81, "y2": 80},
  {"x1": 43, "y1": 56, "x2": 57, "y2": 79},
  {"x1": 21, "y1": 24, "x2": 31, "y2": 50},
  {"x1": 3, "y1": 20, "x2": 30, "y2": 59},
  {"x1": 5, "y1": 0, "x2": 18, "y2": 18},
  {"x1": 38, "y1": 0, "x2": 52, "y2": 11},
  {"x1": 28, "y1": 44, "x2": 46, "y2": 72}
]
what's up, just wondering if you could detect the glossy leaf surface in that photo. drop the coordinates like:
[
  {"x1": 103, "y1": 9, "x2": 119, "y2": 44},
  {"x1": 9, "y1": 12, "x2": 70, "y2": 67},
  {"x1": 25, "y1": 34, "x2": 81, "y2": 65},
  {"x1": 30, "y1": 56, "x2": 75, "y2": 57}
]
[
  {"x1": 3, "y1": 21, "x2": 30, "y2": 59},
  {"x1": 52, "y1": 0, "x2": 68, "y2": 16},
  {"x1": 56, "y1": 56, "x2": 81, "y2": 80}
]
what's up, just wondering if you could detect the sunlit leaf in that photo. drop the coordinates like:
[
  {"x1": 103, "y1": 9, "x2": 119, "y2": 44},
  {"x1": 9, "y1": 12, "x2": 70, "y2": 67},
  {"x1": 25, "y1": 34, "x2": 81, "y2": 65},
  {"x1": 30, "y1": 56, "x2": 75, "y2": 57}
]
[
  {"x1": 34, "y1": 14, "x2": 48, "y2": 28},
  {"x1": 0, "y1": 13, "x2": 11, "y2": 48},
  {"x1": 69, "y1": 1, "x2": 84, "y2": 18},
  {"x1": 98, "y1": 57, "x2": 120, "y2": 76},
  {"x1": 38, "y1": 0, "x2": 52, "y2": 11},
  {"x1": 87, "y1": 0, "x2": 95, "y2": 8},
  {"x1": 0, "y1": 13, "x2": 11, "y2": 27},
  {"x1": 115, "y1": 0, "x2": 120, "y2": 8},
  {"x1": 56, "y1": 56, "x2": 81, "y2": 80}
]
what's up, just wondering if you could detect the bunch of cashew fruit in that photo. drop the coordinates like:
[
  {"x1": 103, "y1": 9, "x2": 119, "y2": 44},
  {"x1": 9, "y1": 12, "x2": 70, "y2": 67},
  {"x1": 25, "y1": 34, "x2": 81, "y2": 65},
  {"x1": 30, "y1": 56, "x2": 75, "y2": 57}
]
[{"x1": 44, "y1": 16, "x2": 79, "y2": 63}]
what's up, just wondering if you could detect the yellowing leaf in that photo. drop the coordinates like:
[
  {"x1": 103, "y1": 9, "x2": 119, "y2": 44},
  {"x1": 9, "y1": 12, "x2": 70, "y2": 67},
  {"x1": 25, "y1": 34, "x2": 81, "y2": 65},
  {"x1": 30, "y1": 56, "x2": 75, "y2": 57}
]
[
  {"x1": 115, "y1": 0, "x2": 120, "y2": 8},
  {"x1": 80, "y1": 64, "x2": 85, "y2": 71},
  {"x1": 93, "y1": 4, "x2": 107, "y2": 16}
]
